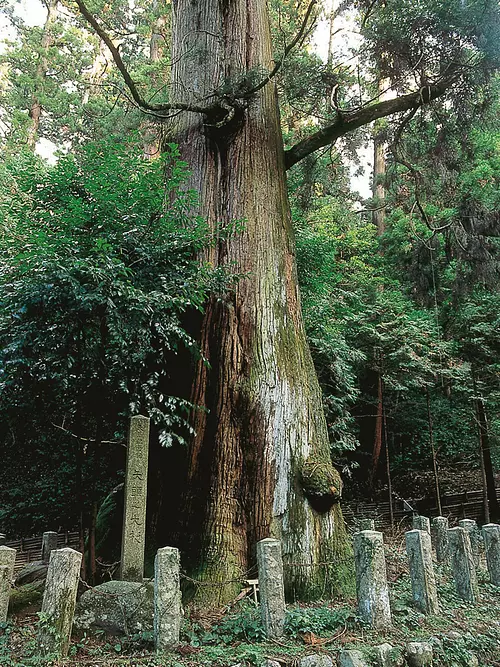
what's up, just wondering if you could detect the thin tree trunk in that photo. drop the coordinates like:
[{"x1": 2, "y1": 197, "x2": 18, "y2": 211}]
[
  {"x1": 369, "y1": 372, "x2": 384, "y2": 491},
  {"x1": 383, "y1": 401, "x2": 394, "y2": 528},
  {"x1": 372, "y1": 77, "x2": 387, "y2": 235},
  {"x1": 143, "y1": 1, "x2": 168, "y2": 159},
  {"x1": 169, "y1": 0, "x2": 348, "y2": 605},
  {"x1": 27, "y1": 0, "x2": 58, "y2": 148},
  {"x1": 472, "y1": 371, "x2": 499, "y2": 522},
  {"x1": 426, "y1": 388, "x2": 442, "y2": 516}
]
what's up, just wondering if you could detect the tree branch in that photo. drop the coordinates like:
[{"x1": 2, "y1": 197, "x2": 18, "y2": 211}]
[
  {"x1": 73, "y1": 0, "x2": 213, "y2": 116},
  {"x1": 242, "y1": 0, "x2": 318, "y2": 98},
  {"x1": 284, "y1": 81, "x2": 453, "y2": 170}
]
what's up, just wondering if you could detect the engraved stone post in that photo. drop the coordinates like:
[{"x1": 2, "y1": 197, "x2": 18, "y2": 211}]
[
  {"x1": 0, "y1": 546, "x2": 16, "y2": 584},
  {"x1": 448, "y1": 527, "x2": 478, "y2": 602},
  {"x1": 405, "y1": 529, "x2": 439, "y2": 614},
  {"x1": 359, "y1": 519, "x2": 375, "y2": 531},
  {"x1": 0, "y1": 566, "x2": 11, "y2": 622},
  {"x1": 431, "y1": 516, "x2": 449, "y2": 563},
  {"x1": 458, "y1": 519, "x2": 480, "y2": 568},
  {"x1": 354, "y1": 530, "x2": 391, "y2": 628},
  {"x1": 256, "y1": 538, "x2": 286, "y2": 638},
  {"x1": 121, "y1": 415, "x2": 150, "y2": 581},
  {"x1": 42, "y1": 531, "x2": 58, "y2": 564},
  {"x1": 154, "y1": 547, "x2": 181, "y2": 652},
  {"x1": 37, "y1": 548, "x2": 82, "y2": 658},
  {"x1": 412, "y1": 515, "x2": 431, "y2": 535},
  {"x1": 482, "y1": 523, "x2": 500, "y2": 586}
]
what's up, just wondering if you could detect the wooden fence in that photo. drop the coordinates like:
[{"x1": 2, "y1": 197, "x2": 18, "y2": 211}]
[
  {"x1": 2, "y1": 487, "x2": 497, "y2": 572},
  {"x1": 342, "y1": 487, "x2": 497, "y2": 530},
  {"x1": 3, "y1": 532, "x2": 80, "y2": 572}
]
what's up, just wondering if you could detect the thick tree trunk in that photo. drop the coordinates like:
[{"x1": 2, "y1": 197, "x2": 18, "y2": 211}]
[{"x1": 169, "y1": 0, "x2": 348, "y2": 605}]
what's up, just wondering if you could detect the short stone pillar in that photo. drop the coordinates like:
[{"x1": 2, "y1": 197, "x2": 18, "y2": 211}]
[
  {"x1": 0, "y1": 566, "x2": 11, "y2": 622},
  {"x1": 412, "y1": 515, "x2": 431, "y2": 535},
  {"x1": 154, "y1": 546, "x2": 181, "y2": 652},
  {"x1": 431, "y1": 516, "x2": 449, "y2": 563},
  {"x1": 448, "y1": 527, "x2": 478, "y2": 602},
  {"x1": 359, "y1": 518, "x2": 375, "y2": 531},
  {"x1": 482, "y1": 523, "x2": 500, "y2": 586},
  {"x1": 256, "y1": 538, "x2": 286, "y2": 638},
  {"x1": 405, "y1": 529, "x2": 439, "y2": 614},
  {"x1": 41, "y1": 531, "x2": 59, "y2": 564},
  {"x1": 121, "y1": 415, "x2": 150, "y2": 581},
  {"x1": 37, "y1": 548, "x2": 82, "y2": 658},
  {"x1": 406, "y1": 642, "x2": 433, "y2": 667},
  {"x1": 458, "y1": 519, "x2": 480, "y2": 568},
  {"x1": 354, "y1": 530, "x2": 391, "y2": 628},
  {"x1": 0, "y1": 546, "x2": 16, "y2": 582}
]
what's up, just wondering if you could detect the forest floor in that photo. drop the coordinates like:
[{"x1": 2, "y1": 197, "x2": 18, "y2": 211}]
[{"x1": 1, "y1": 532, "x2": 500, "y2": 667}]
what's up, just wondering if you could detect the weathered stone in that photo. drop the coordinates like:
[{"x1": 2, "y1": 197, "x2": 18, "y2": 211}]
[
  {"x1": 8, "y1": 581, "x2": 45, "y2": 613},
  {"x1": 299, "y1": 655, "x2": 334, "y2": 667},
  {"x1": 412, "y1": 516, "x2": 431, "y2": 535},
  {"x1": 121, "y1": 415, "x2": 150, "y2": 582},
  {"x1": 374, "y1": 643, "x2": 404, "y2": 667},
  {"x1": 405, "y1": 529, "x2": 439, "y2": 615},
  {"x1": 354, "y1": 530, "x2": 391, "y2": 629},
  {"x1": 431, "y1": 516, "x2": 449, "y2": 563},
  {"x1": 448, "y1": 527, "x2": 478, "y2": 602},
  {"x1": 458, "y1": 519, "x2": 480, "y2": 568},
  {"x1": 482, "y1": 523, "x2": 500, "y2": 586},
  {"x1": 405, "y1": 642, "x2": 433, "y2": 667},
  {"x1": 338, "y1": 649, "x2": 369, "y2": 667},
  {"x1": 0, "y1": 566, "x2": 11, "y2": 622},
  {"x1": 37, "y1": 547, "x2": 82, "y2": 659},
  {"x1": 41, "y1": 532, "x2": 58, "y2": 564},
  {"x1": 464, "y1": 654, "x2": 479, "y2": 667},
  {"x1": 256, "y1": 538, "x2": 285, "y2": 638},
  {"x1": 74, "y1": 579, "x2": 154, "y2": 635},
  {"x1": 154, "y1": 547, "x2": 181, "y2": 652},
  {"x1": 359, "y1": 519, "x2": 376, "y2": 531},
  {"x1": 15, "y1": 561, "x2": 48, "y2": 587},
  {"x1": 0, "y1": 546, "x2": 16, "y2": 584}
]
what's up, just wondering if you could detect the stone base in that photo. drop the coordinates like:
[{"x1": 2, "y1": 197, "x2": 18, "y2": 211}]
[
  {"x1": 14, "y1": 561, "x2": 48, "y2": 587},
  {"x1": 74, "y1": 580, "x2": 154, "y2": 636}
]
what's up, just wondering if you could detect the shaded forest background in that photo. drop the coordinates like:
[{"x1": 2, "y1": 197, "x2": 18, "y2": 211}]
[{"x1": 0, "y1": 0, "x2": 499, "y2": 548}]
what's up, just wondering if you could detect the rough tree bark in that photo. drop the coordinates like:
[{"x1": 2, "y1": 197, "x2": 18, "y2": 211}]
[{"x1": 169, "y1": 0, "x2": 347, "y2": 604}]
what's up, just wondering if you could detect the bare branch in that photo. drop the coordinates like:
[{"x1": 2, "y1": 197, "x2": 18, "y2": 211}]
[{"x1": 284, "y1": 80, "x2": 453, "y2": 170}]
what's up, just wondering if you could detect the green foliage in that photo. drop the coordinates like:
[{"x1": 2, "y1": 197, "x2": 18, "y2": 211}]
[
  {"x1": 0, "y1": 138, "x2": 235, "y2": 535},
  {"x1": 184, "y1": 604, "x2": 265, "y2": 646},
  {"x1": 284, "y1": 604, "x2": 356, "y2": 639}
]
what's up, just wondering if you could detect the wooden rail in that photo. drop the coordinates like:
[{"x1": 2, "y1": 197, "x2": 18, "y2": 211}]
[
  {"x1": 342, "y1": 487, "x2": 498, "y2": 529},
  {"x1": 3, "y1": 532, "x2": 80, "y2": 572}
]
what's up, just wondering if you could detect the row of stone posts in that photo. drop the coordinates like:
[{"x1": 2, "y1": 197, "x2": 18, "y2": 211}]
[{"x1": 353, "y1": 515, "x2": 500, "y2": 629}]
